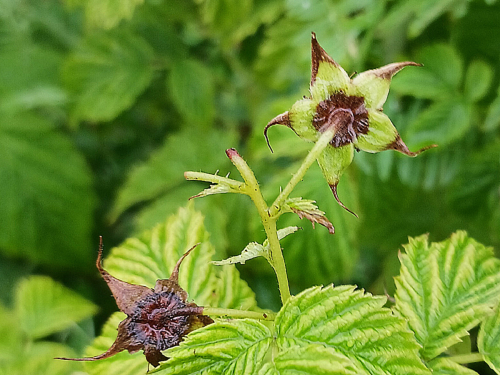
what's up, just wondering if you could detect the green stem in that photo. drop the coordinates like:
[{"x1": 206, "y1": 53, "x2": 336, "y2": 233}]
[
  {"x1": 446, "y1": 352, "x2": 484, "y2": 364},
  {"x1": 226, "y1": 149, "x2": 291, "y2": 304},
  {"x1": 269, "y1": 128, "x2": 335, "y2": 217},
  {"x1": 203, "y1": 307, "x2": 275, "y2": 321}
]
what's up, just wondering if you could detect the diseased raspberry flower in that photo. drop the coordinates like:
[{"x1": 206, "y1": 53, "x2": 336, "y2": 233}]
[
  {"x1": 265, "y1": 32, "x2": 436, "y2": 216},
  {"x1": 56, "y1": 239, "x2": 212, "y2": 367}
]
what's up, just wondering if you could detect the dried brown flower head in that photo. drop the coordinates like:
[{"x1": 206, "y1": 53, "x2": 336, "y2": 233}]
[{"x1": 57, "y1": 238, "x2": 213, "y2": 367}]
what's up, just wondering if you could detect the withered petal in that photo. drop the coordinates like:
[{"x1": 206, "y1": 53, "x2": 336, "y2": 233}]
[
  {"x1": 291, "y1": 206, "x2": 335, "y2": 234},
  {"x1": 144, "y1": 346, "x2": 168, "y2": 368},
  {"x1": 96, "y1": 236, "x2": 154, "y2": 316},
  {"x1": 55, "y1": 318, "x2": 142, "y2": 362},
  {"x1": 264, "y1": 111, "x2": 291, "y2": 152}
]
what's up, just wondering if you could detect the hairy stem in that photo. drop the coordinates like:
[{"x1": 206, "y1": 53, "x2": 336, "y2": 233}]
[
  {"x1": 184, "y1": 171, "x2": 244, "y2": 190},
  {"x1": 203, "y1": 307, "x2": 276, "y2": 321},
  {"x1": 226, "y1": 149, "x2": 291, "y2": 304},
  {"x1": 446, "y1": 352, "x2": 484, "y2": 364},
  {"x1": 269, "y1": 128, "x2": 335, "y2": 217}
]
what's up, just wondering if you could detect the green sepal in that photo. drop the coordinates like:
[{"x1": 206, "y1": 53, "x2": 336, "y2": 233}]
[
  {"x1": 310, "y1": 32, "x2": 350, "y2": 101},
  {"x1": 355, "y1": 110, "x2": 398, "y2": 153},
  {"x1": 317, "y1": 143, "x2": 354, "y2": 187},
  {"x1": 289, "y1": 98, "x2": 318, "y2": 142},
  {"x1": 352, "y1": 62, "x2": 420, "y2": 109},
  {"x1": 310, "y1": 61, "x2": 350, "y2": 101}
]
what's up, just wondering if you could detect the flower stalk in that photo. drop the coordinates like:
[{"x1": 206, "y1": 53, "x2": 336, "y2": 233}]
[{"x1": 203, "y1": 307, "x2": 276, "y2": 321}]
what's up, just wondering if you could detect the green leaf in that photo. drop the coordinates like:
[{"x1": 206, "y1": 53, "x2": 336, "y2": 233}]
[
  {"x1": 406, "y1": 99, "x2": 472, "y2": 148},
  {"x1": 395, "y1": 231, "x2": 500, "y2": 361},
  {"x1": 427, "y1": 357, "x2": 479, "y2": 375},
  {"x1": 478, "y1": 303, "x2": 500, "y2": 374},
  {"x1": 15, "y1": 276, "x2": 97, "y2": 339},
  {"x1": 463, "y1": 60, "x2": 493, "y2": 102},
  {"x1": 0, "y1": 111, "x2": 95, "y2": 267},
  {"x1": 275, "y1": 285, "x2": 430, "y2": 375},
  {"x1": 484, "y1": 89, "x2": 500, "y2": 131},
  {"x1": 259, "y1": 344, "x2": 356, "y2": 375},
  {"x1": 391, "y1": 44, "x2": 463, "y2": 99},
  {"x1": 12, "y1": 341, "x2": 82, "y2": 375},
  {"x1": 408, "y1": 0, "x2": 456, "y2": 38},
  {"x1": 156, "y1": 319, "x2": 272, "y2": 374},
  {"x1": 157, "y1": 285, "x2": 429, "y2": 374},
  {"x1": 67, "y1": 0, "x2": 146, "y2": 29},
  {"x1": 212, "y1": 265, "x2": 256, "y2": 310},
  {"x1": 167, "y1": 59, "x2": 215, "y2": 130},
  {"x1": 0, "y1": 303, "x2": 22, "y2": 363},
  {"x1": 110, "y1": 128, "x2": 234, "y2": 222},
  {"x1": 62, "y1": 30, "x2": 154, "y2": 124},
  {"x1": 0, "y1": 43, "x2": 66, "y2": 113}
]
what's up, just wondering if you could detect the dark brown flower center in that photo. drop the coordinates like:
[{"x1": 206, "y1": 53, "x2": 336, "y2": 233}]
[
  {"x1": 131, "y1": 292, "x2": 190, "y2": 350},
  {"x1": 313, "y1": 92, "x2": 369, "y2": 147}
]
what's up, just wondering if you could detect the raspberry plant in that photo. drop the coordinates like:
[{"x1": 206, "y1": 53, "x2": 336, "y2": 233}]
[{"x1": 73, "y1": 34, "x2": 500, "y2": 375}]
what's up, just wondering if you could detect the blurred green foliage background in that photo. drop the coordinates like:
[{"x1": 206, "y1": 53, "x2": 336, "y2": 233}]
[{"x1": 1, "y1": 0, "x2": 499, "y2": 373}]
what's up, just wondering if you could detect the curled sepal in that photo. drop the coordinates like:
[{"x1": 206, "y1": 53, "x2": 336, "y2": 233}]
[
  {"x1": 264, "y1": 111, "x2": 291, "y2": 152},
  {"x1": 212, "y1": 226, "x2": 300, "y2": 265},
  {"x1": 316, "y1": 144, "x2": 357, "y2": 217},
  {"x1": 56, "y1": 240, "x2": 213, "y2": 367},
  {"x1": 352, "y1": 62, "x2": 422, "y2": 109},
  {"x1": 284, "y1": 197, "x2": 335, "y2": 234}
]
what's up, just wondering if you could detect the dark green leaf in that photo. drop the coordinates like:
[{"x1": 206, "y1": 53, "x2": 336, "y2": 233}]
[
  {"x1": 484, "y1": 90, "x2": 500, "y2": 131},
  {"x1": 167, "y1": 59, "x2": 216, "y2": 130},
  {"x1": 391, "y1": 44, "x2": 463, "y2": 99},
  {"x1": 63, "y1": 30, "x2": 155, "y2": 124},
  {"x1": 463, "y1": 60, "x2": 493, "y2": 102},
  {"x1": 406, "y1": 99, "x2": 472, "y2": 148},
  {"x1": 67, "y1": 0, "x2": 146, "y2": 29},
  {"x1": 0, "y1": 112, "x2": 95, "y2": 267},
  {"x1": 110, "y1": 128, "x2": 234, "y2": 222}
]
